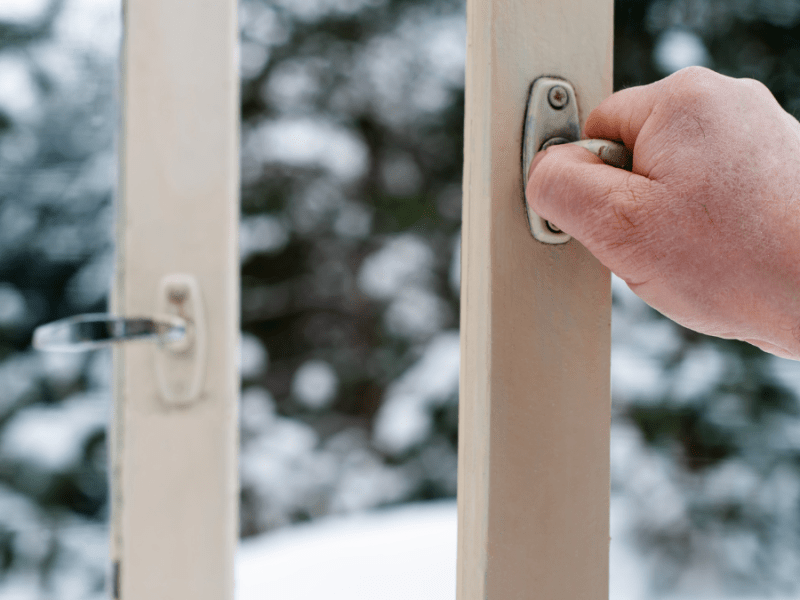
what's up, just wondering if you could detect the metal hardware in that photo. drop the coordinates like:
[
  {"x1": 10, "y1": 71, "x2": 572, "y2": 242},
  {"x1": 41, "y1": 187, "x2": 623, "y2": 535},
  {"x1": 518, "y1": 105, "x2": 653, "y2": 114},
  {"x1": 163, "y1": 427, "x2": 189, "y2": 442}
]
[
  {"x1": 32, "y1": 273, "x2": 206, "y2": 406},
  {"x1": 540, "y1": 137, "x2": 571, "y2": 151},
  {"x1": 547, "y1": 85, "x2": 569, "y2": 109},
  {"x1": 571, "y1": 138, "x2": 632, "y2": 170},
  {"x1": 33, "y1": 314, "x2": 186, "y2": 352},
  {"x1": 154, "y1": 273, "x2": 206, "y2": 406},
  {"x1": 522, "y1": 77, "x2": 633, "y2": 244}
]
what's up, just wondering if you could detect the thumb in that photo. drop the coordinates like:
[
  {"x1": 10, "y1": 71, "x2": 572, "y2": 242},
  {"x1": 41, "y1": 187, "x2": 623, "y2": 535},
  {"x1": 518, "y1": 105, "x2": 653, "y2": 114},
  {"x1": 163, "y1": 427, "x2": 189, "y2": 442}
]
[{"x1": 525, "y1": 143, "x2": 659, "y2": 278}]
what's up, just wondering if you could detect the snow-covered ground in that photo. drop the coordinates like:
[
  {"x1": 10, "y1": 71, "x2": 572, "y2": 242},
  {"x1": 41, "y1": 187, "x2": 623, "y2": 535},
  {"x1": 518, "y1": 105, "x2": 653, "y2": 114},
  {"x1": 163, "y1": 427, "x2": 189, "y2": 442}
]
[
  {"x1": 237, "y1": 499, "x2": 797, "y2": 600},
  {"x1": 234, "y1": 498, "x2": 647, "y2": 600},
  {"x1": 237, "y1": 501, "x2": 457, "y2": 600}
]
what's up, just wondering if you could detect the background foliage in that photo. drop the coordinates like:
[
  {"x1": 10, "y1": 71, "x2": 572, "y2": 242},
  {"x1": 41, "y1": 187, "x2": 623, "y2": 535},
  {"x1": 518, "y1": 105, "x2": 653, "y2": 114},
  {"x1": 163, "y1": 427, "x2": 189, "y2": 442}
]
[{"x1": 1, "y1": 0, "x2": 800, "y2": 597}]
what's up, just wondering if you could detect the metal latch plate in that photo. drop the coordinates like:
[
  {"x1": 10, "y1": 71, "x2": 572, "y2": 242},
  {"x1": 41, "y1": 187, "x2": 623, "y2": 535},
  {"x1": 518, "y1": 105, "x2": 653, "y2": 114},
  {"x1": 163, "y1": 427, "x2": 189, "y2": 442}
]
[{"x1": 522, "y1": 77, "x2": 580, "y2": 244}]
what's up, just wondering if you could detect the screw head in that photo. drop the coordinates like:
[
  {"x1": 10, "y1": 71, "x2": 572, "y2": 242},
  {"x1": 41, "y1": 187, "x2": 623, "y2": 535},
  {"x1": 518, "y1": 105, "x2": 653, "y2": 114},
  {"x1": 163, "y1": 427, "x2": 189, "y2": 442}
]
[{"x1": 547, "y1": 85, "x2": 568, "y2": 109}]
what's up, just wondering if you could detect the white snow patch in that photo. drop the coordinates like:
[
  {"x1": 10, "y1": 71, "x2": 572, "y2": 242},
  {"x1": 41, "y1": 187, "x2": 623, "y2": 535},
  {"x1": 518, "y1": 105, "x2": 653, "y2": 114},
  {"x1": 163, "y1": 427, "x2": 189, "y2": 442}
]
[
  {"x1": 610, "y1": 494, "x2": 651, "y2": 600},
  {"x1": 655, "y1": 29, "x2": 711, "y2": 74},
  {"x1": 65, "y1": 250, "x2": 113, "y2": 307},
  {"x1": 0, "y1": 283, "x2": 27, "y2": 326},
  {"x1": 372, "y1": 331, "x2": 459, "y2": 454},
  {"x1": 291, "y1": 359, "x2": 338, "y2": 409},
  {"x1": 240, "y1": 387, "x2": 277, "y2": 436},
  {"x1": 236, "y1": 502, "x2": 457, "y2": 600},
  {"x1": 358, "y1": 234, "x2": 433, "y2": 300},
  {"x1": 671, "y1": 343, "x2": 727, "y2": 402},
  {"x1": 248, "y1": 118, "x2": 368, "y2": 181},
  {"x1": 0, "y1": 353, "x2": 42, "y2": 413},
  {"x1": 612, "y1": 345, "x2": 665, "y2": 401},
  {"x1": 384, "y1": 286, "x2": 447, "y2": 340},
  {"x1": 41, "y1": 350, "x2": 84, "y2": 384},
  {"x1": 240, "y1": 333, "x2": 268, "y2": 379},
  {"x1": 266, "y1": 0, "x2": 382, "y2": 22},
  {"x1": 769, "y1": 355, "x2": 800, "y2": 401},
  {"x1": 356, "y1": 13, "x2": 465, "y2": 123},
  {"x1": 240, "y1": 417, "x2": 329, "y2": 527},
  {"x1": 0, "y1": 55, "x2": 39, "y2": 120},
  {"x1": 55, "y1": 0, "x2": 121, "y2": 58},
  {"x1": 327, "y1": 442, "x2": 410, "y2": 513},
  {"x1": 85, "y1": 348, "x2": 111, "y2": 390},
  {"x1": 237, "y1": 497, "x2": 747, "y2": 600},
  {"x1": 240, "y1": 215, "x2": 289, "y2": 262},
  {"x1": 1, "y1": 392, "x2": 107, "y2": 471},
  {"x1": 262, "y1": 59, "x2": 321, "y2": 111},
  {"x1": 0, "y1": 0, "x2": 50, "y2": 22}
]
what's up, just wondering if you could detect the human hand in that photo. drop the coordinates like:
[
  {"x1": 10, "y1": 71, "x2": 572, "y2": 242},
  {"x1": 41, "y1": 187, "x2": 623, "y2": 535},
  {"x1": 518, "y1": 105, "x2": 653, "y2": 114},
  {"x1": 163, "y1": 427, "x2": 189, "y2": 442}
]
[{"x1": 525, "y1": 66, "x2": 800, "y2": 360}]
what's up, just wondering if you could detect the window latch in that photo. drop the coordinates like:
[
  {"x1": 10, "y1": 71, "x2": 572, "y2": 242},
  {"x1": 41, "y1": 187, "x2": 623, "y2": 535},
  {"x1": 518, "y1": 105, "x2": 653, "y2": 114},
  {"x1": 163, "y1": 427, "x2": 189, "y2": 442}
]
[
  {"x1": 522, "y1": 77, "x2": 633, "y2": 244},
  {"x1": 33, "y1": 273, "x2": 206, "y2": 406}
]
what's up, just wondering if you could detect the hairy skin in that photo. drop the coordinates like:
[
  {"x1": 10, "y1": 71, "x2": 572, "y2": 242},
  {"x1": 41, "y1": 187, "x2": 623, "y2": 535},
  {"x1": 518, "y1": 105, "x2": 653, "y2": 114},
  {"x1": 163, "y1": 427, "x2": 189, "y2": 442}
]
[{"x1": 526, "y1": 66, "x2": 800, "y2": 360}]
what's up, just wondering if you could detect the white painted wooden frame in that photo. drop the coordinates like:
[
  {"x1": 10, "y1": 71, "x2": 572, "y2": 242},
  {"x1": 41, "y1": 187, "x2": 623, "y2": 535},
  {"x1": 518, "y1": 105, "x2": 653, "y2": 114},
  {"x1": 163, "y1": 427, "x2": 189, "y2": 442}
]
[
  {"x1": 458, "y1": 1, "x2": 613, "y2": 598},
  {"x1": 111, "y1": 0, "x2": 239, "y2": 598}
]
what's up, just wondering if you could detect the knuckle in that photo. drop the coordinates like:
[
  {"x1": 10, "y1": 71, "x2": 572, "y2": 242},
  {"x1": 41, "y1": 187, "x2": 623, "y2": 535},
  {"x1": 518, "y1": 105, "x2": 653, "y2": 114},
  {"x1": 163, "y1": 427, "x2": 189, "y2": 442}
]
[
  {"x1": 670, "y1": 65, "x2": 716, "y2": 85},
  {"x1": 665, "y1": 66, "x2": 720, "y2": 107},
  {"x1": 739, "y1": 76, "x2": 771, "y2": 96}
]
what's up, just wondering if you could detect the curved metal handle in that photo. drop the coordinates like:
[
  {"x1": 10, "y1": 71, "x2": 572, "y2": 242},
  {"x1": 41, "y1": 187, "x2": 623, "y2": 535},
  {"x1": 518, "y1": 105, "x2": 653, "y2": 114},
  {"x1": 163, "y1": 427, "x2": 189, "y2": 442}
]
[
  {"x1": 570, "y1": 139, "x2": 632, "y2": 171},
  {"x1": 33, "y1": 314, "x2": 187, "y2": 352}
]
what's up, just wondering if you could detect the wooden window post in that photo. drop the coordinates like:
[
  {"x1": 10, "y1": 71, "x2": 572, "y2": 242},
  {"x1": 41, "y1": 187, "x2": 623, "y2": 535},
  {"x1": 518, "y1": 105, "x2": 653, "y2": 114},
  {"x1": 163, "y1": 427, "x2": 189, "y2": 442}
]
[
  {"x1": 111, "y1": 0, "x2": 239, "y2": 597},
  {"x1": 458, "y1": 1, "x2": 613, "y2": 598}
]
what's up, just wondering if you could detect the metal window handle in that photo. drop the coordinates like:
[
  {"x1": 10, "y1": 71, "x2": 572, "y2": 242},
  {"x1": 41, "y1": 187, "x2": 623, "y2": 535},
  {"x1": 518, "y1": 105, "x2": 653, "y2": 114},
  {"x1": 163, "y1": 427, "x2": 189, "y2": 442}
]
[
  {"x1": 523, "y1": 77, "x2": 633, "y2": 244},
  {"x1": 33, "y1": 314, "x2": 188, "y2": 352},
  {"x1": 33, "y1": 273, "x2": 207, "y2": 407}
]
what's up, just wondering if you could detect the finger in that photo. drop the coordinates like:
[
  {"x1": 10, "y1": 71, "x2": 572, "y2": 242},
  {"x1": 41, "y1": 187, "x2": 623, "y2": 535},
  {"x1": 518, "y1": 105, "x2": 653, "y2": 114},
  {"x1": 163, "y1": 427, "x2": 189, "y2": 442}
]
[
  {"x1": 526, "y1": 144, "x2": 660, "y2": 281},
  {"x1": 583, "y1": 83, "x2": 661, "y2": 149}
]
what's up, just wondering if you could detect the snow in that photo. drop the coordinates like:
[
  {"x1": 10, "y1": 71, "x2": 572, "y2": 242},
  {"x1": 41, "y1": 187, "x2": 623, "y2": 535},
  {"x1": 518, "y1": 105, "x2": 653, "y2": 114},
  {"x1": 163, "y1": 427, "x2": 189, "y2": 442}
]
[
  {"x1": 654, "y1": 29, "x2": 711, "y2": 75},
  {"x1": 291, "y1": 359, "x2": 339, "y2": 409},
  {"x1": 0, "y1": 0, "x2": 50, "y2": 22},
  {"x1": 236, "y1": 501, "x2": 457, "y2": 600},
  {"x1": 54, "y1": 0, "x2": 121, "y2": 57},
  {"x1": 235, "y1": 499, "x2": 636, "y2": 600},
  {"x1": 240, "y1": 333, "x2": 269, "y2": 379},
  {"x1": 0, "y1": 391, "x2": 107, "y2": 471},
  {"x1": 769, "y1": 355, "x2": 800, "y2": 401},
  {"x1": 247, "y1": 118, "x2": 369, "y2": 181},
  {"x1": 0, "y1": 282, "x2": 27, "y2": 326},
  {"x1": 266, "y1": 0, "x2": 381, "y2": 23},
  {"x1": 358, "y1": 234, "x2": 434, "y2": 300},
  {"x1": 65, "y1": 249, "x2": 114, "y2": 308},
  {"x1": 356, "y1": 12, "x2": 465, "y2": 123},
  {"x1": 0, "y1": 56, "x2": 39, "y2": 120},
  {"x1": 384, "y1": 286, "x2": 448, "y2": 340},
  {"x1": 239, "y1": 215, "x2": 290, "y2": 263},
  {"x1": 372, "y1": 331, "x2": 459, "y2": 454},
  {"x1": 0, "y1": 353, "x2": 44, "y2": 416},
  {"x1": 236, "y1": 498, "x2": 799, "y2": 600}
]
